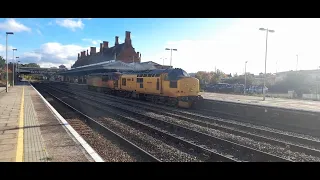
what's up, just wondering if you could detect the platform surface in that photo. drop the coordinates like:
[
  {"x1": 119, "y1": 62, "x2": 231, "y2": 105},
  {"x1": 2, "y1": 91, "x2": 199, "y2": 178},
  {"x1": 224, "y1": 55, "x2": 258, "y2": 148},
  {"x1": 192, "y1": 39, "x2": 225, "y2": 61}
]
[
  {"x1": 0, "y1": 82, "x2": 93, "y2": 162},
  {"x1": 200, "y1": 92, "x2": 320, "y2": 113}
]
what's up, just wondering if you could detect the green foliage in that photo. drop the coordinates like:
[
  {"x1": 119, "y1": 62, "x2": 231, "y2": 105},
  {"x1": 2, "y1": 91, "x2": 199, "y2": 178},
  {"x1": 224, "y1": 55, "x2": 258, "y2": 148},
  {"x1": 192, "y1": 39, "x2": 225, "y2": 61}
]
[
  {"x1": 269, "y1": 71, "x2": 311, "y2": 96},
  {"x1": 21, "y1": 63, "x2": 40, "y2": 68},
  {"x1": 195, "y1": 69, "x2": 226, "y2": 85},
  {"x1": 0, "y1": 56, "x2": 5, "y2": 69}
]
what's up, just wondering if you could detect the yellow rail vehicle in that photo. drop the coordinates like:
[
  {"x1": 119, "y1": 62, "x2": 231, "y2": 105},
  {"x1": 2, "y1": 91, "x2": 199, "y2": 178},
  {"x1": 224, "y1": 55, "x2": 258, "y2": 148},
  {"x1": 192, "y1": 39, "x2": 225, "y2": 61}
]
[{"x1": 87, "y1": 68, "x2": 202, "y2": 108}]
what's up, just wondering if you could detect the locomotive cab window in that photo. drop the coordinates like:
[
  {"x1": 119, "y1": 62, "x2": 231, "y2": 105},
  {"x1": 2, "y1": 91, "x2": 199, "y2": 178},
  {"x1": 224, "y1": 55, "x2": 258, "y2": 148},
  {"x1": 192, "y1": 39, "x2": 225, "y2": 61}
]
[
  {"x1": 170, "y1": 81, "x2": 177, "y2": 88},
  {"x1": 122, "y1": 78, "x2": 126, "y2": 86},
  {"x1": 137, "y1": 78, "x2": 143, "y2": 83},
  {"x1": 102, "y1": 76, "x2": 109, "y2": 81}
]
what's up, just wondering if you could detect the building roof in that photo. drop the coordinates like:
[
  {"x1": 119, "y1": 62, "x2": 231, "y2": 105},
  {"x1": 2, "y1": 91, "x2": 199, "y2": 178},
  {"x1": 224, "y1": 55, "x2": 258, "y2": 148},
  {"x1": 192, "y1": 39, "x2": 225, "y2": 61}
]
[
  {"x1": 58, "y1": 61, "x2": 158, "y2": 76},
  {"x1": 72, "y1": 43, "x2": 126, "y2": 68}
]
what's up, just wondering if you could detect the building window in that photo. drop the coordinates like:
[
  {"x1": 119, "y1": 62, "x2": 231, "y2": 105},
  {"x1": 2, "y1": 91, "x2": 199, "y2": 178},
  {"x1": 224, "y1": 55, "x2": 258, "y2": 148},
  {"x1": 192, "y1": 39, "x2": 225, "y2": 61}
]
[
  {"x1": 122, "y1": 78, "x2": 126, "y2": 86},
  {"x1": 170, "y1": 81, "x2": 177, "y2": 88},
  {"x1": 140, "y1": 83, "x2": 143, "y2": 88}
]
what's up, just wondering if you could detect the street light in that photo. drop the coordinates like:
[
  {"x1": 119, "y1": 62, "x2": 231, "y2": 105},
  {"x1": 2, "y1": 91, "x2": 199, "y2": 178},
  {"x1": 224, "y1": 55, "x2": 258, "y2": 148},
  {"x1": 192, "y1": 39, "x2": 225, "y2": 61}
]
[
  {"x1": 160, "y1": 57, "x2": 167, "y2": 66},
  {"x1": 296, "y1": 54, "x2": 298, "y2": 71},
  {"x1": 244, "y1": 61, "x2": 248, "y2": 95},
  {"x1": 259, "y1": 28, "x2": 275, "y2": 101},
  {"x1": 16, "y1": 58, "x2": 19, "y2": 81},
  {"x1": 12, "y1": 48, "x2": 17, "y2": 86},
  {"x1": 5, "y1": 32, "x2": 14, "y2": 92},
  {"x1": 165, "y1": 48, "x2": 177, "y2": 67}
]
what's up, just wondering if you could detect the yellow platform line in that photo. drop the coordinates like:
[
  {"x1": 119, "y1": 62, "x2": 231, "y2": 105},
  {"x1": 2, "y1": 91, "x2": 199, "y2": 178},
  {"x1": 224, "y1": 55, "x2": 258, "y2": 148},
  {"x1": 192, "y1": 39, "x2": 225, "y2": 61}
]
[{"x1": 16, "y1": 87, "x2": 24, "y2": 162}]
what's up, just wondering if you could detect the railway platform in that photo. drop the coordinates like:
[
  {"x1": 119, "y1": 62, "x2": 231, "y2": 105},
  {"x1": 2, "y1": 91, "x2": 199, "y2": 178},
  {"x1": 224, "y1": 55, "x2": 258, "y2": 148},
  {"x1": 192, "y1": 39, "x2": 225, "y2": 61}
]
[
  {"x1": 0, "y1": 81, "x2": 102, "y2": 162},
  {"x1": 201, "y1": 92, "x2": 320, "y2": 113},
  {"x1": 0, "y1": 87, "x2": 5, "y2": 93}
]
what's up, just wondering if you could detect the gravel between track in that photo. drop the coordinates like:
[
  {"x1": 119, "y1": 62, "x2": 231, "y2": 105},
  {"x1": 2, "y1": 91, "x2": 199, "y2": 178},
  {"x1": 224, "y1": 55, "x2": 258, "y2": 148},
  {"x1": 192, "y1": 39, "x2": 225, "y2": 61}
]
[
  {"x1": 38, "y1": 87, "x2": 136, "y2": 162},
  {"x1": 48, "y1": 88, "x2": 201, "y2": 162},
  {"x1": 102, "y1": 99, "x2": 320, "y2": 162}
]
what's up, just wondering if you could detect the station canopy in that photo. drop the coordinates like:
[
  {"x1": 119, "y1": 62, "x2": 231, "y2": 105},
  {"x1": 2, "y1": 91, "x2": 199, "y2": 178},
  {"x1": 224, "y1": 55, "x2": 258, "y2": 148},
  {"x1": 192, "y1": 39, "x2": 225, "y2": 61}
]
[{"x1": 57, "y1": 60, "x2": 158, "y2": 76}]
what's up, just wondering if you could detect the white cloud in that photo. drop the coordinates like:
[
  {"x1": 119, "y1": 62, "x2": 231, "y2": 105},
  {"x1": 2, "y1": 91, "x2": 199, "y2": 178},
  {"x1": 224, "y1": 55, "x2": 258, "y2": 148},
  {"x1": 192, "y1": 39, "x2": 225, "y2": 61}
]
[
  {"x1": 83, "y1": 18, "x2": 92, "y2": 20},
  {"x1": 82, "y1": 38, "x2": 102, "y2": 45},
  {"x1": 18, "y1": 42, "x2": 90, "y2": 69},
  {"x1": 0, "y1": 18, "x2": 31, "y2": 33},
  {"x1": 145, "y1": 18, "x2": 320, "y2": 75},
  {"x1": 0, "y1": 44, "x2": 17, "y2": 61},
  {"x1": 56, "y1": 18, "x2": 84, "y2": 31},
  {"x1": 36, "y1": 29, "x2": 42, "y2": 36}
]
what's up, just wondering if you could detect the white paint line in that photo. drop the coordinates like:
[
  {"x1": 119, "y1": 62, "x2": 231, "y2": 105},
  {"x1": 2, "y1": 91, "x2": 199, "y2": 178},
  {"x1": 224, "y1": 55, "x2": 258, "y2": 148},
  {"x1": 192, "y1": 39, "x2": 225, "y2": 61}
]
[{"x1": 30, "y1": 82, "x2": 104, "y2": 162}]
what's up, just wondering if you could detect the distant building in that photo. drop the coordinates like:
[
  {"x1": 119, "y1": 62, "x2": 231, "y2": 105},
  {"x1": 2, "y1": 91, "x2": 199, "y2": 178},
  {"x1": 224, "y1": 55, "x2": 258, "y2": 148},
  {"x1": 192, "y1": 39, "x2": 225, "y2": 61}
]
[
  {"x1": 71, "y1": 31, "x2": 141, "y2": 68},
  {"x1": 275, "y1": 69, "x2": 320, "y2": 83}
]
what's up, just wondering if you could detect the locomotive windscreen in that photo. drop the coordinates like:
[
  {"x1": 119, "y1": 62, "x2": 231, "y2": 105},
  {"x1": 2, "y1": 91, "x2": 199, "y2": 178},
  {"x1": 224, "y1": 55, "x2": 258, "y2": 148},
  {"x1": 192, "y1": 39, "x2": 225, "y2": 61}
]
[{"x1": 167, "y1": 69, "x2": 190, "y2": 80}]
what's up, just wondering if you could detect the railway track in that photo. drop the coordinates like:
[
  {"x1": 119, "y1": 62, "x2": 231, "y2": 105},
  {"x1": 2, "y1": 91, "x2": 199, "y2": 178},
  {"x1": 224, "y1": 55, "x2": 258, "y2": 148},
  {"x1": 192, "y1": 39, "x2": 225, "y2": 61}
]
[
  {"x1": 52, "y1": 82, "x2": 320, "y2": 158},
  {"x1": 38, "y1": 82, "x2": 299, "y2": 162},
  {"x1": 34, "y1": 84, "x2": 161, "y2": 162}
]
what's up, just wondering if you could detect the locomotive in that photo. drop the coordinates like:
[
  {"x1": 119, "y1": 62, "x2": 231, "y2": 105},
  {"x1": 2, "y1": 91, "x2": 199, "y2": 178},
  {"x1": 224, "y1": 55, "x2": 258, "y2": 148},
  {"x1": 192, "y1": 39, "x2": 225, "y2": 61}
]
[{"x1": 87, "y1": 68, "x2": 203, "y2": 108}]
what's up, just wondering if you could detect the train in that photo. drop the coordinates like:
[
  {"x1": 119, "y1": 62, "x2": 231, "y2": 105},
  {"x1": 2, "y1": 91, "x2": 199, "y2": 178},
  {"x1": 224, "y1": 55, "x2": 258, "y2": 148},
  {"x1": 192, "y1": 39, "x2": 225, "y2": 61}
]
[{"x1": 86, "y1": 68, "x2": 203, "y2": 108}]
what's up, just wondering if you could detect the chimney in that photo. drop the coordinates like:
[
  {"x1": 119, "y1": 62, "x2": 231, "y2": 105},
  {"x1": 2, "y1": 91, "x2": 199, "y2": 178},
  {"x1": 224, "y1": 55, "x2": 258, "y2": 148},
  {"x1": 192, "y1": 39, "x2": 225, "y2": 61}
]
[
  {"x1": 90, "y1": 47, "x2": 96, "y2": 55},
  {"x1": 81, "y1": 51, "x2": 84, "y2": 57},
  {"x1": 125, "y1": 31, "x2": 131, "y2": 45},
  {"x1": 78, "y1": 53, "x2": 80, "y2": 59},
  {"x1": 115, "y1": 36, "x2": 119, "y2": 45},
  {"x1": 99, "y1": 43, "x2": 103, "y2": 53},
  {"x1": 103, "y1": 41, "x2": 109, "y2": 48},
  {"x1": 86, "y1": 49, "x2": 89, "y2": 56},
  {"x1": 83, "y1": 51, "x2": 86, "y2": 56}
]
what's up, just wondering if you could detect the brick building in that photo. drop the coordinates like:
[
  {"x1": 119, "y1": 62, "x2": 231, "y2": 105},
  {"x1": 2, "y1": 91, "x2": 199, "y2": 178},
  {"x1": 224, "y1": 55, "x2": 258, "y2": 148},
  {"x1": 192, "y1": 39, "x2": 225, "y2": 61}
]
[{"x1": 72, "y1": 31, "x2": 141, "y2": 68}]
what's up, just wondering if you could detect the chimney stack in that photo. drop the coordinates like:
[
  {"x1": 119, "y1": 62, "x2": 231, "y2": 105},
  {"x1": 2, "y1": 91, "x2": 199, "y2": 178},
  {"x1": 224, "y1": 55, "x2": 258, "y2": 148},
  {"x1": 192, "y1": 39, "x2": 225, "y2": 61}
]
[
  {"x1": 103, "y1": 41, "x2": 109, "y2": 48},
  {"x1": 100, "y1": 43, "x2": 103, "y2": 52},
  {"x1": 86, "y1": 49, "x2": 89, "y2": 56},
  {"x1": 81, "y1": 51, "x2": 84, "y2": 57},
  {"x1": 83, "y1": 51, "x2": 86, "y2": 57},
  {"x1": 115, "y1": 36, "x2": 119, "y2": 45},
  {"x1": 90, "y1": 47, "x2": 96, "y2": 55},
  {"x1": 125, "y1": 31, "x2": 132, "y2": 45},
  {"x1": 78, "y1": 53, "x2": 80, "y2": 59}
]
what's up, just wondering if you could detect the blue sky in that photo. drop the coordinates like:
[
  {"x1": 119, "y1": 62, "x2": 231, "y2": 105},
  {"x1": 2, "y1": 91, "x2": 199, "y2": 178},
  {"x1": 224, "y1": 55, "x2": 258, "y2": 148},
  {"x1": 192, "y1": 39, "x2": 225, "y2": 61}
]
[{"x1": 0, "y1": 18, "x2": 320, "y2": 75}]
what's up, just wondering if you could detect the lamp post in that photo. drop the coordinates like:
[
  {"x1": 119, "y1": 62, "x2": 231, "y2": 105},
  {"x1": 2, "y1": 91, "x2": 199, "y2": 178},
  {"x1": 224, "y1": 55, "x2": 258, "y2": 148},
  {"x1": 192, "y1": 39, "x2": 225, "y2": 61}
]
[
  {"x1": 165, "y1": 48, "x2": 177, "y2": 67},
  {"x1": 160, "y1": 57, "x2": 167, "y2": 66},
  {"x1": 244, "y1": 61, "x2": 248, "y2": 95},
  {"x1": 5, "y1": 32, "x2": 14, "y2": 92},
  {"x1": 16, "y1": 58, "x2": 19, "y2": 82},
  {"x1": 259, "y1": 28, "x2": 275, "y2": 101},
  {"x1": 296, "y1": 54, "x2": 298, "y2": 71},
  {"x1": 12, "y1": 48, "x2": 17, "y2": 86}
]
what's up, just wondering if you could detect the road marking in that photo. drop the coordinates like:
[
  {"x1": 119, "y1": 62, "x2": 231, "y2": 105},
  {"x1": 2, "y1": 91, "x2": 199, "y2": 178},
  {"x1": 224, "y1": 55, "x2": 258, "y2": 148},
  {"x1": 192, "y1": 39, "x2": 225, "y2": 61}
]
[{"x1": 16, "y1": 87, "x2": 25, "y2": 162}]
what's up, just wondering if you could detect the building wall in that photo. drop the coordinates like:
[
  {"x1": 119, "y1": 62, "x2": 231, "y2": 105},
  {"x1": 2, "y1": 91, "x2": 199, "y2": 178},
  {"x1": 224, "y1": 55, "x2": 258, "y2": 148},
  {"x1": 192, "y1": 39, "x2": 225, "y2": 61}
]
[{"x1": 117, "y1": 47, "x2": 140, "y2": 63}]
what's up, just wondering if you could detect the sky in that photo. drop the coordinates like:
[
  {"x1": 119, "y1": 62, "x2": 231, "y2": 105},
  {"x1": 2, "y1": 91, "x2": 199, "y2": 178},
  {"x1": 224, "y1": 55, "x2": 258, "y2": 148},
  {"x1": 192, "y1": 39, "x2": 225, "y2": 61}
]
[{"x1": 0, "y1": 18, "x2": 320, "y2": 75}]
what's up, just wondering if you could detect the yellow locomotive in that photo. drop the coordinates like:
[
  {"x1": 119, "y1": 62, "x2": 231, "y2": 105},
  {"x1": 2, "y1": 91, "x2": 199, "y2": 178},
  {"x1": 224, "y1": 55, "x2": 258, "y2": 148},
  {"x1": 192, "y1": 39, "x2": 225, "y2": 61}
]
[{"x1": 87, "y1": 68, "x2": 203, "y2": 108}]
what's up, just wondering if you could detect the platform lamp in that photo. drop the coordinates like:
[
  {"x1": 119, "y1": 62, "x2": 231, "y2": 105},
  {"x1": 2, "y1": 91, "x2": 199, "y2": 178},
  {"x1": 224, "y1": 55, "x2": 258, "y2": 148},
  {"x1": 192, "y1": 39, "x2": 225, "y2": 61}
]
[
  {"x1": 12, "y1": 48, "x2": 17, "y2": 86},
  {"x1": 5, "y1": 32, "x2": 14, "y2": 92},
  {"x1": 165, "y1": 48, "x2": 177, "y2": 67},
  {"x1": 16, "y1": 58, "x2": 19, "y2": 81},
  {"x1": 259, "y1": 28, "x2": 275, "y2": 101},
  {"x1": 244, "y1": 61, "x2": 248, "y2": 95}
]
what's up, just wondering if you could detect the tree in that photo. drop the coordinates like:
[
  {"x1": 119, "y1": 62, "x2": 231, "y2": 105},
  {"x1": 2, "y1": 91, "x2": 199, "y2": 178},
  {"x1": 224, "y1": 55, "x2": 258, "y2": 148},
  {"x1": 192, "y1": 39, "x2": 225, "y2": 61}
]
[
  {"x1": 0, "y1": 56, "x2": 5, "y2": 69},
  {"x1": 24, "y1": 63, "x2": 40, "y2": 68},
  {"x1": 269, "y1": 71, "x2": 311, "y2": 96}
]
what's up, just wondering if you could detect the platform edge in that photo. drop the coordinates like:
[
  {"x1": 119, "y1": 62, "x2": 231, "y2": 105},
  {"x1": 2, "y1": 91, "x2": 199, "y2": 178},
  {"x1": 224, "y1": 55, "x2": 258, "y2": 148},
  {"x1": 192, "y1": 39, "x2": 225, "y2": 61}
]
[{"x1": 29, "y1": 82, "x2": 104, "y2": 162}]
